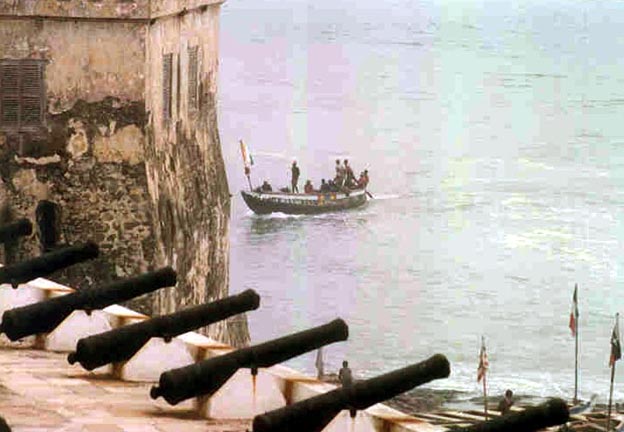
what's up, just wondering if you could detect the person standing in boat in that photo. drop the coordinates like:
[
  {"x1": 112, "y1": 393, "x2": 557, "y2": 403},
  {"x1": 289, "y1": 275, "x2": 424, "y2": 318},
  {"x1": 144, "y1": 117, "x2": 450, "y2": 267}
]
[
  {"x1": 334, "y1": 159, "x2": 345, "y2": 187},
  {"x1": 291, "y1": 161, "x2": 300, "y2": 193},
  {"x1": 344, "y1": 159, "x2": 356, "y2": 188}
]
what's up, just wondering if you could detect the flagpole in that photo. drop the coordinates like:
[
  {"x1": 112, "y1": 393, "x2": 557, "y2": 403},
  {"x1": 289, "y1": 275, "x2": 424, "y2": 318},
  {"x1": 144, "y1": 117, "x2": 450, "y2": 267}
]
[
  {"x1": 483, "y1": 369, "x2": 488, "y2": 420},
  {"x1": 574, "y1": 316, "x2": 579, "y2": 404},
  {"x1": 608, "y1": 362, "x2": 616, "y2": 431},
  {"x1": 608, "y1": 312, "x2": 620, "y2": 431},
  {"x1": 574, "y1": 285, "x2": 579, "y2": 405}
]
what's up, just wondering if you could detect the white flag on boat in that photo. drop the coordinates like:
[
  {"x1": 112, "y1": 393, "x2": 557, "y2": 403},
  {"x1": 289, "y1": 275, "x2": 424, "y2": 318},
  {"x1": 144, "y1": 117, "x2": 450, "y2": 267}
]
[{"x1": 239, "y1": 139, "x2": 254, "y2": 174}]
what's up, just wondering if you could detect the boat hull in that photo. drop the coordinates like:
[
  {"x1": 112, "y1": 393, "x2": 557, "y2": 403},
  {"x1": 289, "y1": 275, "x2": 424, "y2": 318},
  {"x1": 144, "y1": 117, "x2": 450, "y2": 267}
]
[{"x1": 241, "y1": 190, "x2": 368, "y2": 215}]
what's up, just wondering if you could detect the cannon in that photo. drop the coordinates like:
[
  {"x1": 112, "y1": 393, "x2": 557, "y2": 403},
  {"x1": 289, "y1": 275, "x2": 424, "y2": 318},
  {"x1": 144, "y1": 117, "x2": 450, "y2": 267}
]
[
  {"x1": 150, "y1": 318, "x2": 349, "y2": 405},
  {"x1": 252, "y1": 354, "x2": 451, "y2": 432},
  {"x1": 0, "y1": 219, "x2": 32, "y2": 245},
  {"x1": 68, "y1": 289, "x2": 261, "y2": 370},
  {"x1": 0, "y1": 242, "x2": 99, "y2": 288},
  {"x1": 0, "y1": 267, "x2": 176, "y2": 341},
  {"x1": 453, "y1": 398, "x2": 569, "y2": 432}
]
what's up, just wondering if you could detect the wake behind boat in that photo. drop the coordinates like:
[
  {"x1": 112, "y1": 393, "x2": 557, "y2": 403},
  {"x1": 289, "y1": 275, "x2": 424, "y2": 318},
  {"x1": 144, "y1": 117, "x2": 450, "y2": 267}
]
[{"x1": 241, "y1": 188, "x2": 368, "y2": 215}]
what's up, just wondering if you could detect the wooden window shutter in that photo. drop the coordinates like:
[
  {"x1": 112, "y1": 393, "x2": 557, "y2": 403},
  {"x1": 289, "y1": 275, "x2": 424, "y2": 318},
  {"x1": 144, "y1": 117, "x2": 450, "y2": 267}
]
[
  {"x1": 0, "y1": 59, "x2": 45, "y2": 130},
  {"x1": 162, "y1": 53, "x2": 173, "y2": 121},
  {"x1": 0, "y1": 63, "x2": 20, "y2": 126},
  {"x1": 188, "y1": 46, "x2": 199, "y2": 111},
  {"x1": 21, "y1": 62, "x2": 44, "y2": 125}
]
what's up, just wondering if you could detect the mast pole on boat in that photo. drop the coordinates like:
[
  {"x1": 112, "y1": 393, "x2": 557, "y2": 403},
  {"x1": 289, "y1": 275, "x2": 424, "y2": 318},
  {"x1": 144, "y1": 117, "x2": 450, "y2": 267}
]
[{"x1": 246, "y1": 171, "x2": 253, "y2": 192}]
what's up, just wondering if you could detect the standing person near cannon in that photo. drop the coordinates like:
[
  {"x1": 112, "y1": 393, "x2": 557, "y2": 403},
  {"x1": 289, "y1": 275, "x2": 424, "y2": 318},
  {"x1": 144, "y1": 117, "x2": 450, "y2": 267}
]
[
  {"x1": 497, "y1": 389, "x2": 514, "y2": 415},
  {"x1": 291, "y1": 161, "x2": 300, "y2": 193},
  {"x1": 338, "y1": 360, "x2": 353, "y2": 387}
]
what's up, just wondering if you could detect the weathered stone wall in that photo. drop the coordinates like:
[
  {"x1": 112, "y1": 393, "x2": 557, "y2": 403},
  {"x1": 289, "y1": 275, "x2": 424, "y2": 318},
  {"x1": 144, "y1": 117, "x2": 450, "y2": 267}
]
[
  {"x1": 145, "y1": 4, "x2": 249, "y2": 346},
  {"x1": 0, "y1": 19, "x2": 155, "y2": 311}
]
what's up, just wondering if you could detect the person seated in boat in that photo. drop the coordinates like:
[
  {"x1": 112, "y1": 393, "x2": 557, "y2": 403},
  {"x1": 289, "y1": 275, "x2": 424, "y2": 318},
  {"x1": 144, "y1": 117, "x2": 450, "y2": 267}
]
[
  {"x1": 319, "y1": 179, "x2": 330, "y2": 193},
  {"x1": 304, "y1": 180, "x2": 314, "y2": 194},
  {"x1": 497, "y1": 389, "x2": 514, "y2": 415},
  {"x1": 328, "y1": 179, "x2": 339, "y2": 192},
  {"x1": 357, "y1": 169, "x2": 370, "y2": 189},
  {"x1": 260, "y1": 180, "x2": 273, "y2": 192},
  {"x1": 334, "y1": 159, "x2": 345, "y2": 187}
]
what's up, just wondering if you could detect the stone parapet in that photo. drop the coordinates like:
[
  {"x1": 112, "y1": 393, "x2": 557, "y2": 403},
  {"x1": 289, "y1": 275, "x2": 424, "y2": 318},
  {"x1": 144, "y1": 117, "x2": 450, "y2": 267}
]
[{"x1": 0, "y1": 0, "x2": 150, "y2": 20}]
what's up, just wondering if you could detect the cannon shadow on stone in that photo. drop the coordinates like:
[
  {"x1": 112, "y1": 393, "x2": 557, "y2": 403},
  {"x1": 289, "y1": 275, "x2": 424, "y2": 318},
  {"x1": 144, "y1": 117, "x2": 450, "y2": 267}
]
[
  {"x1": 252, "y1": 354, "x2": 451, "y2": 432},
  {"x1": 0, "y1": 242, "x2": 99, "y2": 288},
  {"x1": 451, "y1": 398, "x2": 569, "y2": 432},
  {"x1": 150, "y1": 318, "x2": 349, "y2": 405},
  {"x1": 0, "y1": 267, "x2": 177, "y2": 341},
  {"x1": 0, "y1": 219, "x2": 32, "y2": 246},
  {"x1": 67, "y1": 289, "x2": 261, "y2": 370}
]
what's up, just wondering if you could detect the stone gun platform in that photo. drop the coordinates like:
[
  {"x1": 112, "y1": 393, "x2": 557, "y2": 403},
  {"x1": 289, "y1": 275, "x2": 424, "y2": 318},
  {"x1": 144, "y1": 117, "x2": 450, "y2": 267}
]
[{"x1": 0, "y1": 345, "x2": 251, "y2": 432}]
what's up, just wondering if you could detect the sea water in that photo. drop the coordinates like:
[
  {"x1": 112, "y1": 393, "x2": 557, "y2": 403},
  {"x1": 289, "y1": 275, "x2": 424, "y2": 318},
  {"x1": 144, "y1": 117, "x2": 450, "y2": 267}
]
[{"x1": 218, "y1": 0, "x2": 624, "y2": 404}]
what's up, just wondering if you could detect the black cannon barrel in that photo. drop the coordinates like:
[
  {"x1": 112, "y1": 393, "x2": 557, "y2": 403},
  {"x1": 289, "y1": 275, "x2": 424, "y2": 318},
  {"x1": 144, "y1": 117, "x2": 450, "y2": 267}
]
[
  {"x1": 150, "y1": 318, "x2": 349, "y2": 405},
  {"x1": 252, "y1": 354, "x2": 451, "y2": 432},
  {"x1": 0, "y1": 219, "x2": 32, "y2": 245},
  {"x1": 454, "y1": 398, "x2": 569, "y2": 432},
  {"x1": 0, "y1": 242, "x2": 99, "y2": 288},
  {"x1": 0, "y1": 267, "x2": 176, "y2": 341},
  {"x1": 68, "y1": 289, "x2": 261, "y2": 370}
]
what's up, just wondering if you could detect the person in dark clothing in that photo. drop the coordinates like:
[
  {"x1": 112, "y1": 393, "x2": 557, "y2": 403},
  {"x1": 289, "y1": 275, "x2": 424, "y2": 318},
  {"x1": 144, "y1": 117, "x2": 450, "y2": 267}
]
[
  {"x1": 319, "y1": 179, "x2": 330, "y2": 193},
  {"x1": 334, "y1": 159, "x2": 345, "y2": 187},
  {"x1": 344, "y1": 159, "x2": 356, "y2": 188},
  {"x1": 260, "y1": 180, "x2": 272, "y2": 192},
  {"x1": 328, "y1": 179, "x2": 339, "y2": 192},
  {"x1": 338, "y1": 360, "x2": 353, "y2": 387},
  {"x1": 291, "y1": 161, "x2": 300, "y2": 193},
  {"x1": 497, "y1": 389, "x2": 514, "y2": 415}
]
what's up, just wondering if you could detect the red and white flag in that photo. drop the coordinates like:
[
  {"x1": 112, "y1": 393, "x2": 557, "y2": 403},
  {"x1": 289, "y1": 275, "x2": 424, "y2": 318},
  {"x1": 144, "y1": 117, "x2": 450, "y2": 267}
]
[
  {"x1": 477, "y1": 336, "x2": 489, "y2": 383},
  {"x1": 610, "y1": 313, "x2": 621, "y2": 368},
  {"x1": 569, "y1": 284, "x2": 579, "y2": 337}
]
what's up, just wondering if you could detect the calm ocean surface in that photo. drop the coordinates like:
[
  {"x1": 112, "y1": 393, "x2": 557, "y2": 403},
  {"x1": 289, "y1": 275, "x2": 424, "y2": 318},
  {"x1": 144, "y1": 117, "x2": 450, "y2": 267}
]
[{"x1": 217, "y1": 0, "x2": 624, "y2": 404}]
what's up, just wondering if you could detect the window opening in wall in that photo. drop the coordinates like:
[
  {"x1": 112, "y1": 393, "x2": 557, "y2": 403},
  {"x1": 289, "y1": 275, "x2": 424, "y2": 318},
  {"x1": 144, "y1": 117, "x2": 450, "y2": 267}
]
[
  {"x1": 162, "y1": 53, "x2": 173, "y2": 121},
  {"x1": 0, "y1": 59, "x2": 45, "y2": 131},
  {"x1": 188, "y1": 46, "x2": 199, "y2": 111}
]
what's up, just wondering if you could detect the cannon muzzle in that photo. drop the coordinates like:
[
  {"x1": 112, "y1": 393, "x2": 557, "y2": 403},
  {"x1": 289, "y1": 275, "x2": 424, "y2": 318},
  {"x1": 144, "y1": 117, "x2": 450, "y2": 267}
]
[
  {"x1": 151, "y1": 318, "x2": 349, "y2": 405},
  {"x1": 0, "y1": 219, "x2": 32, "y2": 245},
  {"x1": 0, "y1": 267, "x2": 176, "y2": 341},
  {"x1": 0, "y1": 242, "x2": 99, "y2": 288},
  {"x1": 454, "y1": 398, "x2": 569, "y2": 432},
  {"x1": 252, "y1": 354, "x2": 451, "y2": 432},
  {"x1": 68, "y1": 289, "x2": 260, "y2": 370}
]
